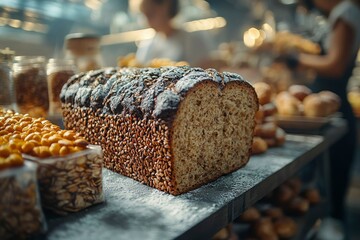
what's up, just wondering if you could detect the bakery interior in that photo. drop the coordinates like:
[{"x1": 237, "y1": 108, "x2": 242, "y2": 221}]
[{"x1": 0, "y1": 0, "x2": 360, "y2": 239}]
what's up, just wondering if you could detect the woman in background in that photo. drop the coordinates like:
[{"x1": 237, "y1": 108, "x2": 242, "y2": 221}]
[
  {"x1": 289, "y1": 0, "x2": 360, "y2": 237},
  {"x1": 136, "y1": 0, "x2": 212, "y2": 67}
]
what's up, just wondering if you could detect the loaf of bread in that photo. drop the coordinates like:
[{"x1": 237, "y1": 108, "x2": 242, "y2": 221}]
[{"x1": 60, "y1": 66, "x2": 259, "y2": 195}]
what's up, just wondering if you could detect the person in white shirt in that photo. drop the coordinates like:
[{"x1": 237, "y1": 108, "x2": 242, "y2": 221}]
[{"x1": 136, "y1": 0, "x2": 212, "y2": 67}]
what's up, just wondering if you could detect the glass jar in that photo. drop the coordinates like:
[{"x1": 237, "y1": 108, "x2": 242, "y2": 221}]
[
  {"x1": 0, "y1": 48, "x2": 15, "y2": 109},
  {"x1": 13, "y1": 56, "x2": 49, "y2": 117},
  {"x1": 47, "y1": 58, "x2": 76, "y2": 116},
  {"x1": 65, "y1": 33, "x2": 103, "y2": 72}
]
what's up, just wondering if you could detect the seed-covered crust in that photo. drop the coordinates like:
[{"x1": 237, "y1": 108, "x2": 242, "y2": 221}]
[{"x1": 61, "y1": 67, "x2": 259, "y2": 195}]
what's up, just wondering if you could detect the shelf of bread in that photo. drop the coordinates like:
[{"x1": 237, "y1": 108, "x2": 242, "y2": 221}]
[{"x1": 232, "y1": 177, "x2": 325, "y2": 240}]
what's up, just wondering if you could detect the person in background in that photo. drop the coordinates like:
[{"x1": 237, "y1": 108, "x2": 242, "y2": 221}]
[
  {"x1": 136, "y1": 0, "x2": 213, "y2": 67},
  {"x1": 287, "y1": 0, "x2": 360, "y2": 238}
]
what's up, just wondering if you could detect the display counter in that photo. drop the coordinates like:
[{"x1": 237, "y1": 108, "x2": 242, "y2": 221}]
[{"x1": 40, "y1": 119, "x2": 347, "y2": 240}]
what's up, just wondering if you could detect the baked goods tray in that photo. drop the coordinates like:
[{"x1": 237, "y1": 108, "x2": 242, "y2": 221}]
[{"x1": 277, "y1": 113, "x2": 341, "y2": 134}]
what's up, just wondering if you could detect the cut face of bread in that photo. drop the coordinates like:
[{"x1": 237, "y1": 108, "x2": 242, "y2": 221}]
[{"x1": 172, "y1": 81, "x2": 258, "y2": 193}]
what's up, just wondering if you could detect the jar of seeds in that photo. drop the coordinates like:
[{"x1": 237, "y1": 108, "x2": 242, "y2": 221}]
[{"x1": 13, "y1": 56, "x2": 49, "y2": 117}]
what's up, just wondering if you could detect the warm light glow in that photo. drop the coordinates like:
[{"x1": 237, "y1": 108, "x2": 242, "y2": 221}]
[
  {"x1": 262, "y1": 23, "x2": 275, "y2": 41},
  {"x1": 184, "y1": 17, "x2": 227, "y2": 32},
  {"x1": 243, "y1": 26, "x2": 266, "y2": 48},
  {"x1": 248, "y1": 27, "x2": 260, "y2": 39},
  {"x1": 22, "y1": 21, "x2": 35, "y2": 31},
  {"x1": 8, "y1": 19, "x2": 21, "y2": 28},
  {"x1": 243, "y1": 30, "x2": 255, "y2": 48},
  {"x1": 101, "y1": 28, "x2": 156, "y2": 45}
]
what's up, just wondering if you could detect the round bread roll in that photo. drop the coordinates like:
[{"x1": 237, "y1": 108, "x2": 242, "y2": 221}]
[
  {"x1": 287, "y1": 197, "x2": 310, "y2": 215},
  {"x1": 258, "y1": 122, "x2": 277, "y2": 138},
  {"x1": 239, "y1": 207, "x2": 261, "y2": 223},
  {"x1": 263, "y1": 207, "x2": 284, "y2": 220},
  {"x1": 262, "y1": 102, "x2": 277, "y2": 117},
  {"x1": 286, "y1": 177, "x2": 302, "y2": 195},
  {"x1": 288, "y1": 85, "x2": 312, "y2": 101},
  {"x1": 303, "y1": 94, "x2": 327, "y2": 117},
  {"x1": 319, "y1": 91, "x2": 341, "y2": 115},
  {"x1": 253, "y1": 82, "x2": 273, "y2": 105},
  {"x1": 302, "y1": 188, "x2": 321, "y2": 205},
  {"x1": 252, "y1": 217, "x2": 279, "y2": 240},
  {"x1": 255, "y1": 106, "x2": 265, "y2": 124},
  {"x1": 254, "y1": 125, "x2": 262, "y2": 137},
  {"x1": 263, "y1": 116, "x2": 276, "y2": 124},
  {"x1": 275, "y1": 127, "x2": 286, "y2": 146},
  {"x1": 263, "y1": 137, "x2": 277, "y2": 148},
  {"x1": 275, "y1": 91, "x2": 302, "y2": 116},
  {"x1": 273, "y1": 216, "x2": 297, "y2": 239},
  {"x1": 252, "y1": 137, "x2": 268, "y2": 155},
  {"x1": 273, "y1": 185, "x2": 295, "y2": 205}
]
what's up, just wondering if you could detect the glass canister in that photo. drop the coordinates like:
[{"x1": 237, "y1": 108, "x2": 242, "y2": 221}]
[
  {"x1": 47, "y1": 58, "x2": 76, "y2": 116},
  {"x1": 65, "y1": 33, "x2": 103, "y2": 72},
  {"x1": 0, "y1": 48, "x2": 15, "y2": 109},
  {"x1": 13, "y1": 56, "x2": 49, "y2": 118}
]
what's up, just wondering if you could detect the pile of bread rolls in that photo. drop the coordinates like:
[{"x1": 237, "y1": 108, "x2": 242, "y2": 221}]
[
  {"x1": 252, "y1": 82, "x2": 286, "y2": 155},
  {"x1": 235, "y1": 177, "x2": 321, "y2": 239},
  {"x1": 275, "y1": 85, "x2": 341, "y2": 118}
]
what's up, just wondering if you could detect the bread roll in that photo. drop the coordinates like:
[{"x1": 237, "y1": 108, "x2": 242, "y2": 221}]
[
  {"x1": 263, "y1": 207, "x2": 283, "y2": 220},
  {"x1": 239, "y1": 207, "x2": 261, "y2": 223},
  {"x1": 303, "y1": 94, "x2": 327, "y2": 117},
  {"x1": 262, "y1": 102, "x2": 277, "y2": 117},
  {"x1": 275, "y1": 91, "x2": 301, "y2": 116},
  {"x1": 287, "y1": 197, "x2": 310, "y2": 215},
  {"x1": 303, "y1": 188, "x2": 321, "y2": 205},
  {"x1": 273, "y1": 217, "x2": 297, "y2": 239},
  {"x1": 319, "y1": 91, "x2": 341, "y2": 115},
  {"x1": 252, "y1": 137, "x2": 268, "y2": 155},
  {"x1": 273, "y1": 185, "x2": 295, "y2": 205},
  {"x1": 285, "y1": 177, "x2": 302, "y2": 195},
  {"x1": 257, "y1": 122, "x2": 277, "y2": 138},
  {"x1": 255, "y1": 106, "x2": 265, "y2": 124},
  {"x1": 252, "y1": 217, "x2": 279, "y2": 240},
  {"x1": 288, "y1": 85, "x2": 312, "y2": 101},
  {"x1": 275, "y1": 127, "x2": 286, "y2": 146},
  {"x1": 60, "y1": 67, "x2": 259, "y2": 195},
  {"x1": 253, "y1": 82, "x2": 273, "y2": 105}
]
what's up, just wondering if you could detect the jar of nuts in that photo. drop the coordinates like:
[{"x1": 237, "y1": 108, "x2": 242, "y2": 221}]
[
  {"x1": 13, "y1": 56, "x2": 49, "y2": 118},
  {"x1": 47, "y1": 59, "x2": 76, "y2": 116},
  {"x1": 0, "y1": 48, "x2": 15, "y2": 109}
]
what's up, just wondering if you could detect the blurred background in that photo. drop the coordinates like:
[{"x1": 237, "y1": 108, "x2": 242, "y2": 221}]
[{"x1": 0, "y1": 0, "x2": 325, "y2": 65}]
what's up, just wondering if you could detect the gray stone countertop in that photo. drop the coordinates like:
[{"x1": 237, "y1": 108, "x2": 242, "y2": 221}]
[{"x1": 40, "y1": 120, "x2": 347, "y2": 240}]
